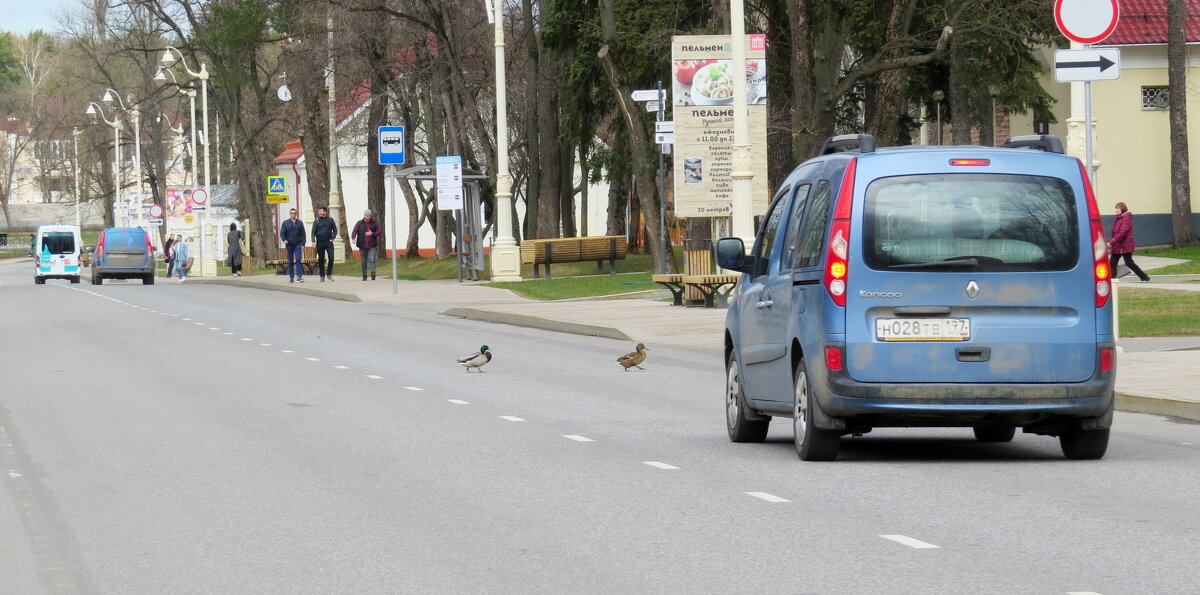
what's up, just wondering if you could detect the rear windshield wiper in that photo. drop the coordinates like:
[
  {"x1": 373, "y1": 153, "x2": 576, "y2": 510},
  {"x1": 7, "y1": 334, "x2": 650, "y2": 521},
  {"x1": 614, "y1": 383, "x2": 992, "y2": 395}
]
[{"x1": 889, "y1": 258, "x2": 979, "y2": 270}]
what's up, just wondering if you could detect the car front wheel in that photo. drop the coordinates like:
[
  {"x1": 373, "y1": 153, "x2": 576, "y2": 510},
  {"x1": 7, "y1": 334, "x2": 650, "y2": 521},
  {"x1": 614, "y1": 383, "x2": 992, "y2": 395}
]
[
  {"x1": 726, "y1": 351, "x2": 769, "y2": 443},
  {"x1": 793, "y1": 358, "x2": 841, "y2": 461}
]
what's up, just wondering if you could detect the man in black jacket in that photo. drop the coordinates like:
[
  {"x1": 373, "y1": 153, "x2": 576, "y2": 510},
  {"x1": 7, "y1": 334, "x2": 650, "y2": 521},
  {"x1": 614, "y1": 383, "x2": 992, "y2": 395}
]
[
  {"x1": 280, "y1": 208, "x2": 307, "y2": 283},
  {"x1": 311, "y1": 207, "x2": 338, "y2": 282}
]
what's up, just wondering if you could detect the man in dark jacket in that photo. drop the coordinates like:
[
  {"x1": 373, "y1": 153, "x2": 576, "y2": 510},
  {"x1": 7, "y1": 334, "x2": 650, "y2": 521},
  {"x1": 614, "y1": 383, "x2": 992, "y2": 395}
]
[
  {"x1": 280, "y1": 207, "x2": 307, "y2": 283},
  {"x1": 311, "y1": 207, "x2": 338, "y2": 282},
  {"x1": 351, "y1": 209, "x2": 381, "y2": 281}
]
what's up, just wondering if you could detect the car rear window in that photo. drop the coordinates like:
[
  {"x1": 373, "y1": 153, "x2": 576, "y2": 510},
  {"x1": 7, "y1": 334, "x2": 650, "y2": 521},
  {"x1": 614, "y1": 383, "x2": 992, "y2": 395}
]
[
  {"x1": 863, "y1": 173, "x2": 1079, "y2": 272},
  {"x1": 104, "y1": 231, "x2": 147, "y2": 251},
  {"x1": 41, "y1": 232, "x2": 76, "y2": 255}
]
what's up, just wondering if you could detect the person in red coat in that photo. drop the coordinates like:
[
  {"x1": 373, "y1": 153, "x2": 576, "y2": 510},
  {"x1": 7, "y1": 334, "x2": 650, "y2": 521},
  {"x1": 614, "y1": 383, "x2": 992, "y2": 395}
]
[{"x1": 1108, "y1": 202, "x2": 1150, "y2": 282}]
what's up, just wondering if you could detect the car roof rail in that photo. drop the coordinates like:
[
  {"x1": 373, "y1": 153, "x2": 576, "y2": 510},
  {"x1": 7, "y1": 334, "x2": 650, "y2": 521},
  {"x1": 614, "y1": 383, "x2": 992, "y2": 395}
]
[
  {"x1": 1002, "y1": 134, "x2": 1064, "y2": 154},
  {"x1": 820, "y1": 133, "x2": 876, "y2": 155}
]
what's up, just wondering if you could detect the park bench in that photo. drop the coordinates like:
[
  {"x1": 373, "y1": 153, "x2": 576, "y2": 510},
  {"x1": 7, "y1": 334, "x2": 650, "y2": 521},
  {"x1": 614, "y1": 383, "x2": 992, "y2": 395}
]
[
  {"x1": 651, "y1": 274, "x2": 686, "y2": 306},
  {"x1": 264, "y1": 247, "x2": 318, "y2": 275},
  {"x1": 681, "y1": 274, "x2": 740, "y2": 308},
  {"x1": 519, "y1": 235, "x2": 628, "y2": 279}
]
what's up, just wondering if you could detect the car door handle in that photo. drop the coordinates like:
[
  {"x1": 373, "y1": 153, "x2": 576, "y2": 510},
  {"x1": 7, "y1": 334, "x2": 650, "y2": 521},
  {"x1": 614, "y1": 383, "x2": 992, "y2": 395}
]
[{"x1": 755, "y1": 300, "x2": 774, "y2": 308}]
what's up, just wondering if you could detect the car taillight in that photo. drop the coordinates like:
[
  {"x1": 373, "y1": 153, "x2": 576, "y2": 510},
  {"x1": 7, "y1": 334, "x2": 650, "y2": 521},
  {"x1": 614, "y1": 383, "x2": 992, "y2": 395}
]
[
  {"x1": 96, "y1": 234, "x2": 105, "y2": 259},
  {"x1": 824, "y1": 346, "x2": 844, "y2": 371},
  {"x1": 1079, "y1": 160, "x2": 1109, "y2": 308},
  {"x1": 1099, "y1": 347, "x2": 1114, "y2": 372},
  {"x1": 146, "y1": 235, "x2": 154, "y2": 258},
  {"x1": 824, "y1": 159, "x2": 856, "y2": 307},
  {"x1": 949, "y1": 158, "x2": 991, "y2": 166}
]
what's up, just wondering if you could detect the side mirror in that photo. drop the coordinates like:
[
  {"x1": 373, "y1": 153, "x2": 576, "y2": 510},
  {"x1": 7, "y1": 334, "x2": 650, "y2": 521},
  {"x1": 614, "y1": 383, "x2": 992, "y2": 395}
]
[{"x1": 715, "y1": 237, "x2": 749, "y2": 272}]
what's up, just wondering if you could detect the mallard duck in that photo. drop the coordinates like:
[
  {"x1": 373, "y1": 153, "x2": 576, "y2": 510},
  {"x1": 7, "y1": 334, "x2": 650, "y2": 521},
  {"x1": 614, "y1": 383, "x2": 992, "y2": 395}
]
[
  {"x1": 457, "y1": 345, "x2": 492, "y2": 372},
  {"x1": 617, "y1": 343, "x2": 648, "y2": 371}
]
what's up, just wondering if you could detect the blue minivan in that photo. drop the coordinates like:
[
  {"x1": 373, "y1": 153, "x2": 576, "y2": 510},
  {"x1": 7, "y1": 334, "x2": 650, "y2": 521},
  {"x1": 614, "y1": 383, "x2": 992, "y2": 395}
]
[
  {"x1": 92, "y1": 227, "x2": 157, "y2": 285},
  {"x1": 718, "y1": 134, "x2": 1115, "y2": 461}
]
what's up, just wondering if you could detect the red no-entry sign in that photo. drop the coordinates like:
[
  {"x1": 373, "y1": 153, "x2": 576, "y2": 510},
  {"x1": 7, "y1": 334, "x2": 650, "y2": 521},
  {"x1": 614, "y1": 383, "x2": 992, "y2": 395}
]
[{"x1": 1054, "y1": 0, "x2": 1120, "y2": 45}]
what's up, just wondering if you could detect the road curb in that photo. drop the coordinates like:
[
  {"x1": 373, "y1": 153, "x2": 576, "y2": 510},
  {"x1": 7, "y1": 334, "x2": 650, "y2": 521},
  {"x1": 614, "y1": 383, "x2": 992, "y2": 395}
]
[
  {"x1": 1116, "y1": 392, "x2": 1200, "y2": 422},
  {"x1": 193, "y1": 277, "x2": 363, "y2": 302},
  {"x1": 443, "y1": 307, "x2": 631, "y2": 341}
]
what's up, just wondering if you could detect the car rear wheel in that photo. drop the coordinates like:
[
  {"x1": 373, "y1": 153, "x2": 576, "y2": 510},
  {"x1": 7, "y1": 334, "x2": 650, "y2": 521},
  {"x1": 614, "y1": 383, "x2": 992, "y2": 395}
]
[
  {"x1": 70, "y1": 276, "x2": 80, "y2": 284},
  {"x1": 726, "y1": 351, "x2": 769, "y2": 443},
  {"x1": 34, "y1": 276, "x2": 45, "y2": 285},
  {"x1": 793, "y1": 358, "x2": 841, "y2": 461},
  {"x1": 973, "y1": 426, "x2": 1016, "y2": 442},
  {"x1": 1060, "y1": 420, "x2": 1109, "y2": 460},
  {"x1": 143, "y1": 274, "x2": 154, "y2": 285}
]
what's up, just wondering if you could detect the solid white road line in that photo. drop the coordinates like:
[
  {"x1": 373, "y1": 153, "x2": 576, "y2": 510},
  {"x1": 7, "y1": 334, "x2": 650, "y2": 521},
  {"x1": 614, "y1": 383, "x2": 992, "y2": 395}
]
[
  {"x1": 446, "y1": 399, "x2": 470, "y2": 405},
  {"x1": 744, "y1": 492, "x2": 790, "y2": 503},
  {"x1": 402, "y1": 386, "x2": 423, "y2": 391},
  {"x1": 879, "y1": 535, "x2": 940, "y2": 549},
  {"x1": 499, "y1": 416, "x2": 526, "y2": 422},
  {"x1": 562, "y1": 435, "x2": 593, "y2": 442},
  {"x1": 642, "y1": 461, "x2": 679, "y2": 470},
  {"x1": 366, "y1": 375, "x2": 383, "y2": 379}
]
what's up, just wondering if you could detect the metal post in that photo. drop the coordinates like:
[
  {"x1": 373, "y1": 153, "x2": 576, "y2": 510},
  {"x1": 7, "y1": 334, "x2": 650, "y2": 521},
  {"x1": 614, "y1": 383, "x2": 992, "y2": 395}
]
[
  {"x1": 1084, "y1": 79, "x2": 1096, "y2": 188},
  {"x1": 390, "y1": 164, "x2": 398, "y2": 293},
  {"x1": 73, "y1": 128, "x2": 81, "y2": 229},
  {"x1": 328, "y1": 7, "x2": 345, "y2": 263},
  {"x1": 457, "y1": 209, "x2": 464, "y2": 283},
  {"x1": 657, "y1": 80, "x2": 667, "y2": 275},
  {"x1": 488, "y1": 0, "x2": 522, "y2": 282},
  {"x1": 729, "y1": 0, "x2": 755, "y2": 248},
  {"x1": 114, "y1": 122, "x2": 122, "y2": 226},
  {"x1": 201, "y1": 73, "x2": 212, "y2": 276},
  {"x1": 133, "y1": 108, "x2": 143, "y2": 228}
]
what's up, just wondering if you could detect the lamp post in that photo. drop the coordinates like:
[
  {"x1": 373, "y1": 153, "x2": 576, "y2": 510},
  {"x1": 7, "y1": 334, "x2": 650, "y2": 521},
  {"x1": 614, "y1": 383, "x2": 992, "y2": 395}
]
[
  {"x1": 155, "y1": 68, "x2": 198, "y2": 188},
  {"x1": 932, "y1": 90, "x2": 945, "y2": 145},
  {"x1": 103, "y1": 89, "x2": 142, "y2": 228},
  {"x1": 159, "y1": 46, "x2": 213, "y2": 276},
  {"x1": 729, "y1": 0, "x2": 756, "y2": 248},
  {"x1": 72, "y1": 127, "x2": 81, "y2": 229},
  {"x1": 327, "y1": 7, "x2": 345, "y2": 263},
  {"x1": 85, "y1": 102, "x2": 122, "y2": 227},
  {"x1": 488, "y1": 0, "x2": 521, "y2": 281}
]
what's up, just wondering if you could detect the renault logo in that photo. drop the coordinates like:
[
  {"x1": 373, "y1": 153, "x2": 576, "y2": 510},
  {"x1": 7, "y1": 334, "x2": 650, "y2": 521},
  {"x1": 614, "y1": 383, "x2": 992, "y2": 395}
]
[{"x1": 965, "y1": 281, "x2": 980, "y2": 299}]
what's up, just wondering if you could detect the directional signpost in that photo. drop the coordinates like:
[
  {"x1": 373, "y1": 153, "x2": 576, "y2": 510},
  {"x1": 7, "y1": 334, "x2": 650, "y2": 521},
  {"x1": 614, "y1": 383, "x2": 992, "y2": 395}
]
[
  {"x1": 1054, "y1": 48, "x2": 1120, "y2": 82},
  {"x1": 1053, "y1": 0, "x2": 1120, "y2": 188}
]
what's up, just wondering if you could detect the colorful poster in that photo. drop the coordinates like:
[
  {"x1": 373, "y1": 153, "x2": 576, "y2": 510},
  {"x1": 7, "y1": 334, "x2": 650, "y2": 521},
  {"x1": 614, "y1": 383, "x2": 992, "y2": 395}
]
[{"x1": 671, "y1": 35, "x2": 770, "y2": 218}]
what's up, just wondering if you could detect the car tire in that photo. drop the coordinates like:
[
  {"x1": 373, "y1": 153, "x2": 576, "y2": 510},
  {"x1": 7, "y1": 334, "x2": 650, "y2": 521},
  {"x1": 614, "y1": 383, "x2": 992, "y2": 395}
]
[
  {"x1": 70, "y1": 276, "x2": 80, "y2": 284},
  {"x1": 34, "y1": 276, "x2": 45, "y2": 285},
  {"x1": 1059, "y1": 419, "x2": 1109, "y2": 460},
  {"x1": 973, "y1": 426, "x2": 1016, "y2": 443},
  {"x1": 793, "y1": 358, "x2": 841, "y2": 461},
  {"x1": 726, "y1": 351, "x2": 770, "y2": 443},
  {"x1": 91, "y1": 275, "x2": 102, "y2": 285},
  {"x1": 143, "y1": 274, "x2": 154, "y2": 285}
]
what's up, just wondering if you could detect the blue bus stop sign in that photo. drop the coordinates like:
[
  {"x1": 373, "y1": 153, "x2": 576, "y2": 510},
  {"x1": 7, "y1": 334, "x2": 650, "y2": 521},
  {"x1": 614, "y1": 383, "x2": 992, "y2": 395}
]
[{"x1": 378, "y1": 126, "x2": 405, "y2": 165}]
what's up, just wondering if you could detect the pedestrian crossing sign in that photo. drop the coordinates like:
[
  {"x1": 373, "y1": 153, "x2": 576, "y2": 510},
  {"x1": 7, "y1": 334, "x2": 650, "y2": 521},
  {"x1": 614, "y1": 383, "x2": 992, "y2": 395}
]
[{"x1": 267, "y1": 176, "x2": 287, "y2": 196}]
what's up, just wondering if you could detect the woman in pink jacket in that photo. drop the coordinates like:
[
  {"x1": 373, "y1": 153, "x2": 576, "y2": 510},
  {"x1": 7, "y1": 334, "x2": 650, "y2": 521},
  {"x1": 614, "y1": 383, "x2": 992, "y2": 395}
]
[{"x1": 1108, "y1": 202, "x2": 1150, "y2": 282}]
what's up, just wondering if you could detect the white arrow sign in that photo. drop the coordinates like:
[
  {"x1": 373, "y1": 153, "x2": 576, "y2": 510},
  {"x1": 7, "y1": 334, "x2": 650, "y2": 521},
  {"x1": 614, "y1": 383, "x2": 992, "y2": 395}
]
[
  {"x1": 655, "y1": 121, "x2": 675, "y2": 133},
  {"x1": 632, "y1": 89, "x2": 664, "y2": 102},
  {"x1": 1054, "y1": 48, "x2": 1120, "y2": 82},
  {"x1": 645, "y1": 100, "x2": 663, "y2": 113}
]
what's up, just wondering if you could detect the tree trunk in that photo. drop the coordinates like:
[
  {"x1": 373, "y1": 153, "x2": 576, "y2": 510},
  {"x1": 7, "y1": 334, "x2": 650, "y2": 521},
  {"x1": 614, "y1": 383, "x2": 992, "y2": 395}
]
[
  {"x1": 866, "y1": 0, "x2": 917, "y2": 146},
  {"x1": 364, "y1": 8, "x2": 391, "y2": 257},
  {"x1": 1168, "y1": 0, "x2": 1199, "y2": 246},
  {"x1": 521, "y1": 0, "x2": 542, "y2": 239},
  {"x1": 948, "y1": 41, "x2": 971, "y2": 145}
]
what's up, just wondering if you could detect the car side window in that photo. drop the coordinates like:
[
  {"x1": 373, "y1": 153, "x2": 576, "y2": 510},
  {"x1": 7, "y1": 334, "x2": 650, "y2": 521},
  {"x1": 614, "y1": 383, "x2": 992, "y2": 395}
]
[
  {"x1": 794, "y1": 180, "x2": 832, "y2": 269},
  {"x1": 751, "y1": 192, "x2": 788, "y2": 278},
  {"x1": 779, "y1": 182, "x2": 813, "y2": 271}
]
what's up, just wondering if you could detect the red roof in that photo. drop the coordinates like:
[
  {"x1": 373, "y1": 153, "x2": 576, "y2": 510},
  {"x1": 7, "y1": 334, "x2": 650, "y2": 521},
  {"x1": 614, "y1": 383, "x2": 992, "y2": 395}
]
[
  {"x1": 272, "y1": 139, "x2": 305, "y2": 166},
  {"x1": 1098, "y1": 0, "x2": 1200, "y2": 45}
]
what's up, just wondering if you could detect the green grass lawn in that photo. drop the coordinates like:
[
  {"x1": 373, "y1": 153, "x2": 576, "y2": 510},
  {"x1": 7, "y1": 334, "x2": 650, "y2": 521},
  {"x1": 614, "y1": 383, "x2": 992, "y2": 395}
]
[
  {"x1": 1116, "y1": 287, "x2": 1200, "y2": 337},
  {"x1": 1138, "y1": 244, "x2": 1200, "y2": 274},
  {"x1": 486, "y1": 272, "x2": 656, "y2": 300}
]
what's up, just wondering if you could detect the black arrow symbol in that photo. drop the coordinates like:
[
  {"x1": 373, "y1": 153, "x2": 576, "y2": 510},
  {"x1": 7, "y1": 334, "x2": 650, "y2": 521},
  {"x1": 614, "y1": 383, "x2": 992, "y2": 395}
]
[{"x1": 1057, "y1": 55, "x2": 1116, "y2": 71}]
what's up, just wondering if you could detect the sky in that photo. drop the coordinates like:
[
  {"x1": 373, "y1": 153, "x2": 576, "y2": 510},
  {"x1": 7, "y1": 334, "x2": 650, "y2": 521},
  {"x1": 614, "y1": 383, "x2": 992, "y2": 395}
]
[{"x1": 0, "y1": 0, "x2": 75, "y2": 35}]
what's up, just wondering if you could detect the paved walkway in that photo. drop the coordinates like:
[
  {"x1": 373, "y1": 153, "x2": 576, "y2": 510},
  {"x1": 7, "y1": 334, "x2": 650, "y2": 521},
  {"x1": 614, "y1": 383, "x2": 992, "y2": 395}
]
[{"x1": 192, "y1": 255, "x2": 1199, "y2": 421}]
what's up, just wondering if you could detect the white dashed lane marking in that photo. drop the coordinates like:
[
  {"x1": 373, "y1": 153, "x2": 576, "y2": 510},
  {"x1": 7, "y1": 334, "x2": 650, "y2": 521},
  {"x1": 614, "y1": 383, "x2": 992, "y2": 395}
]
[
  {"x1": 241, "y1": 338, "x2": 252, "y2": 341},
  {"x1": 446, "y1": 399, "x2": 470, "y2": 405},
  {"x1": 223, "y1": 332, "x2": 233, "y2": 336},
  {"x1": 281, "y1": 350, "x2": 295, "y2": 354},
  {"x1": 562, "y1": 435, "x2": 593, "y2": 442},
  {"x1": 306, "y1": 357, "x2": 320, "y2": 362},
  {"x1": 642, "y1": 461, "x2": 679, "y2": 470},
  {"x1": 366, "y1": 375, "x2": 383, "y2": 380},
  {"x1": 333, "y1": 365, "x2": 349, "y2": 370},
  {"x1": 745, "y1": 492, "x2": 790, "y2": 503},
  {"x1": 499, "y1": 416, "x2": 526, "y2": 422},
  {"x1": 402, "y1": 387, "x2": 423, "y2": 391},
  {"x1": 879, "y1": 535, "x2": 939, "y2": 549},
  {"x1": 194, "y1": 322, "x2": 204, "y2": 325}
]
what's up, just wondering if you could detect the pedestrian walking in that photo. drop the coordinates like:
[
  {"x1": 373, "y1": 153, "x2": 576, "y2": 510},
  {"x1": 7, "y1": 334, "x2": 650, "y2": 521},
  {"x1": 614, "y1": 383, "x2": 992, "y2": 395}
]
[
  {"x1": 227, "y1": 222, "x2": 244, "y2": 277},
  {"x1": 351, "y1": 209, "x2": 381, "y2": 281},
  {"x1": 311, "y1": 206, "x2": 338, "y2": 282},
  {"x1": 174, "y1": 236, "x2": 190, "y2": 283},
  {"x1": 1108, "y1": 202, "x2": 1150, "y2": 282},
  {"x1": 164, "y1": 234, "x2": 176, "y2": 278},
  {"x1": 280, "y1": 207, "x2": 307, "y2": 283}
]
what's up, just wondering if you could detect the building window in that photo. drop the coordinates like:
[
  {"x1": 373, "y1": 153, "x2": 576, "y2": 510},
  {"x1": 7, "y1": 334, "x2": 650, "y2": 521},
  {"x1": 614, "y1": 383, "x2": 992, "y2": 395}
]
[{"x1": 1142, "y1": 86, "x2": 1170, "y2": 111}]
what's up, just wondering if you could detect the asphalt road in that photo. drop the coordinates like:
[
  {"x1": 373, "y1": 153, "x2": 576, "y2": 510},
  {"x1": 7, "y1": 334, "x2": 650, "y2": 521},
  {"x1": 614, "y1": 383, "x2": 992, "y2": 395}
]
[{"x1": 2, "y1": 258, "x2": 1199, "y2": 594}]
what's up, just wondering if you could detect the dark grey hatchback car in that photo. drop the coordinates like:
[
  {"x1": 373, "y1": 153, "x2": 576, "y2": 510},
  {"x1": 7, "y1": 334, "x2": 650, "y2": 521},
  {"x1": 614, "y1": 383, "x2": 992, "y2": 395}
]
[{"x1": 92, "y1": 227, "x2": 156, "y2": 285}]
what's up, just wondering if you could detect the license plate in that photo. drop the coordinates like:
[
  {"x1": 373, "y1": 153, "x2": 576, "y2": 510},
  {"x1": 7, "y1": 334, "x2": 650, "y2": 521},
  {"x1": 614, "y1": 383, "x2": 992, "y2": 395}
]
[{"x1": 875, "y1": 318, "x2": 970, "y2": 342}]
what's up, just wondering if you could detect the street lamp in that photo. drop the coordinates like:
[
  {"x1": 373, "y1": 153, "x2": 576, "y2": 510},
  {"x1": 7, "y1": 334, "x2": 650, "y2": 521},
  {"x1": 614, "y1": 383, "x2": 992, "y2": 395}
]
[
  {"x1": 103, "y1": 89, "x2": 142, "y2": 228},
  {"x1": 159, "y1": 46, "x2": 213, "y2": 276},
  {"x1": 932, "y1": 90, "x2": 945, "y2": 145},
  {"x1": 85, "y1": 102, "x2": 122, "y2": 226},
  {"x1": 155, "y1": 68, "x2": 198, "y2": 188},
  {"x1": 488, "y1": 0, "x2": 521, "y2": 281},
  {"x1": 73, "y1": 127, "x2": 81, "y2": 229},
  {"x1": 730, "y1": 0, "x2": 756, "y2": 248}
]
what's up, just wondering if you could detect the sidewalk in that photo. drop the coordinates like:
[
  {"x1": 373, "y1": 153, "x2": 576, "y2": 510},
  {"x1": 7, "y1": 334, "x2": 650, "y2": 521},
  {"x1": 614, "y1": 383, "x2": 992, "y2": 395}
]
[{"x1": 196, "y1": 258, "x2": 1200, "y2": 422}]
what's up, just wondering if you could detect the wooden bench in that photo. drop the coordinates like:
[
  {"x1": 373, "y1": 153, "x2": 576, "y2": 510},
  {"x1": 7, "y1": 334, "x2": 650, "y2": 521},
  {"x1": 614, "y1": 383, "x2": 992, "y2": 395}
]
[
  {"x1": 682, "y1": 274, "x2": 740, "y2": 308},
  {"x1": 652, "y1": 274, "x2": 686, "y2": 306},
  {"x1": 519, "y1": 235, "x2": 628, "y2": 279},
  {"x1": 264, "y1": 247, "x2": 318, "y2": 275}
]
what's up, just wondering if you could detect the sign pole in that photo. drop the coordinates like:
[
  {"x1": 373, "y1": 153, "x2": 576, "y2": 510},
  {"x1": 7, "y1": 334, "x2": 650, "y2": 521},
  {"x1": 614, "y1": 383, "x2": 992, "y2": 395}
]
[
  {"x1": 1084, "y1": 76, "x2": 1096, "y2": 189},
  {"x1": 389, "y1": 164, "x2": 398, "y2": 294},
  {"x1": 657, "y1": 80, "x2": 667, "y2": 275}
]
